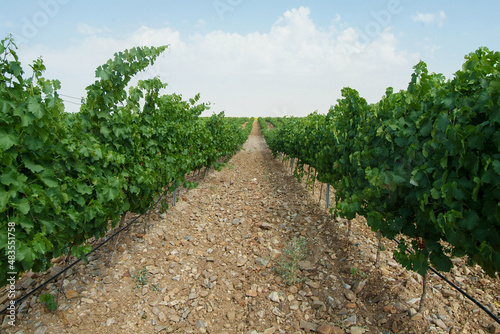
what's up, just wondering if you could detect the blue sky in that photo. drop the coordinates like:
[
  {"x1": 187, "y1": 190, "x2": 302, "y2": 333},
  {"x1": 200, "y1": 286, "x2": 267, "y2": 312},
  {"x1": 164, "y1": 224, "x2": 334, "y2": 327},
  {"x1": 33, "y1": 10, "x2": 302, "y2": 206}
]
[{"x1": 1, "y1": 1, "x2": 499, "y2": 116}]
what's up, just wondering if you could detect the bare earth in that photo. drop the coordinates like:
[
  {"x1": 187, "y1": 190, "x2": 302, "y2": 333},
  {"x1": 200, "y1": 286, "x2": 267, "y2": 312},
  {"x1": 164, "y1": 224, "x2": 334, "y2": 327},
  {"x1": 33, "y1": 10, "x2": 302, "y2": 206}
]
[{"x1": 2, "y1": 121, "x2": 499, "y2": 334}]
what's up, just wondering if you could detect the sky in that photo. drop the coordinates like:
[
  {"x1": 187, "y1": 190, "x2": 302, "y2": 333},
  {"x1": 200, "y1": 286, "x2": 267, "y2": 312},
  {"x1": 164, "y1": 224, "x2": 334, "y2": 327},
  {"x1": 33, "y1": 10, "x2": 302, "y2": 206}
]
[{"x1": 1, "y1": 1, "x2": 499, "y2": 117}]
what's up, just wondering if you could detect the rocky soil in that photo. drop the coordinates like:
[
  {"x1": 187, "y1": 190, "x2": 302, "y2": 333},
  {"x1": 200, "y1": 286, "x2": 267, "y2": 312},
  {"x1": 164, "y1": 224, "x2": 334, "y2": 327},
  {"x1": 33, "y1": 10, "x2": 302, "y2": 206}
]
[{"x1": 1, "y1": 121, "x2": 500, "y2": 334}]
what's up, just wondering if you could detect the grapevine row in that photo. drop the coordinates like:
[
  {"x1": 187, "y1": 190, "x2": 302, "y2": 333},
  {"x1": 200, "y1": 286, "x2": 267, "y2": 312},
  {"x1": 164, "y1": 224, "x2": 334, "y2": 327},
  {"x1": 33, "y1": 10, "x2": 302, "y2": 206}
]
[
  {"x1": 0, "y1": 36, "x2": 249, "y2": 287},
  {"x1": 262, "y1": 47, "x2": 500, "y2": 278}
]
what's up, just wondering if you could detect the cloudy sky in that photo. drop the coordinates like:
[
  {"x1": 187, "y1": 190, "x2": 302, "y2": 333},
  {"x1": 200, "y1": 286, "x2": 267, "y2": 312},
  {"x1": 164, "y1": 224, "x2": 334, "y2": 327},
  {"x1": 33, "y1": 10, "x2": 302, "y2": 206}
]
[{"x1": 1, "y1": 1, "x2": 499, "y2": 117}]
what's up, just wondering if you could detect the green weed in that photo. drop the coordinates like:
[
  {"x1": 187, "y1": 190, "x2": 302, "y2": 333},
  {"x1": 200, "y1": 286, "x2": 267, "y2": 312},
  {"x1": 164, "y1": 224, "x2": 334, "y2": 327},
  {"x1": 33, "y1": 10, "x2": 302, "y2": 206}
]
[
  {"x1": 133, "y1": 267, "x2": 150, "y2": 289},
  {"x1": 275, "y1": 236, "x2": 307, "y2": 286},
  {"x1": 350, "y1": 266, "x2": 367, "y2": 280},
  {"x1": 39, "y1": 293, "x2": 57, "y2": 311}
]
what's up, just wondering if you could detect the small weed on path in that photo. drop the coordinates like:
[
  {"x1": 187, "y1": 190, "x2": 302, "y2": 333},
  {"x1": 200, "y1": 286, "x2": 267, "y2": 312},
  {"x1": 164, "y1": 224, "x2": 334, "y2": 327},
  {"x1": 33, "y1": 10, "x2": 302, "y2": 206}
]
[
  {"x1": 133, "y1": 267, "x2": 150, "y2": 289},
  {"x1": 275, "y1": 236, "x2": 307, "y2": 286}
]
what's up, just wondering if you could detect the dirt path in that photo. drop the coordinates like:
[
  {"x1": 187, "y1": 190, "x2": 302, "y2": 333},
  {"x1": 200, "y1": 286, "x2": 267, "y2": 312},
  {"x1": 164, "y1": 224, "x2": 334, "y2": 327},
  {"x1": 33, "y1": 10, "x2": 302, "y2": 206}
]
[{"x1": 3, "y1": 121, "x2": 499, "y2": 334}]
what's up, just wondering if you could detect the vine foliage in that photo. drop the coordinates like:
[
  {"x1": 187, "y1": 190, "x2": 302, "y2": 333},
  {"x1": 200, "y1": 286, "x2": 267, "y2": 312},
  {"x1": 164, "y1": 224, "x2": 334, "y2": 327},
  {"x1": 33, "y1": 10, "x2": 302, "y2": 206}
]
[
  {"x1": 0, "y1": 35, "x2": 249, "y2": 286},
  {"x1": 263, "y1": 47, "x2": 500, "y2": 277}
]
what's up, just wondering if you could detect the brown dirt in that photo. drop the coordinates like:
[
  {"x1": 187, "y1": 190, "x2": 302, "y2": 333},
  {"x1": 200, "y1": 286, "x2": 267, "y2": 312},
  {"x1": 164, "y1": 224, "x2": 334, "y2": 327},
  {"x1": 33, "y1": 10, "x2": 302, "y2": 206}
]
[{"x1": 2, "y1": 121, "x2": 499, "y2": 334}]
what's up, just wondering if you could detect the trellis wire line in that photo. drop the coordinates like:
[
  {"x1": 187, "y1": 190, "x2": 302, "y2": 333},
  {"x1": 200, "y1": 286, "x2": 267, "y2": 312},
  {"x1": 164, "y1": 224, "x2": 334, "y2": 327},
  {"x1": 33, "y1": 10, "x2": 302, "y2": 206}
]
[
  {"x1": 0, "y1": 183, "x2": 174, "y2": 316},
  {"x1": 275, "y1": 152, "x2": 500, "y2": 325}
]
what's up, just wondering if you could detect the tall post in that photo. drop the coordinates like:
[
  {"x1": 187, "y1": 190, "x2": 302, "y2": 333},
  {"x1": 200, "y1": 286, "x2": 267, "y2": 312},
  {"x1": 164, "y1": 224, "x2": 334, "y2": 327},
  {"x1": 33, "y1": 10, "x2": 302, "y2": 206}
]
[{"x1": 326, "y1": 184, "x2": 330, "y2": 209}]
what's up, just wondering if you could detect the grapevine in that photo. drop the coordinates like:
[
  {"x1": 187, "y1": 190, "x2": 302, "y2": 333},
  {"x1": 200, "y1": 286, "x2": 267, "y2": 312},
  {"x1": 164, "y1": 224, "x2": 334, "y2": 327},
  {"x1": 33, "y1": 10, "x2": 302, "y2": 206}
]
[{"x1": 0, "y1": 35, "x2": 250, "y2": 287}]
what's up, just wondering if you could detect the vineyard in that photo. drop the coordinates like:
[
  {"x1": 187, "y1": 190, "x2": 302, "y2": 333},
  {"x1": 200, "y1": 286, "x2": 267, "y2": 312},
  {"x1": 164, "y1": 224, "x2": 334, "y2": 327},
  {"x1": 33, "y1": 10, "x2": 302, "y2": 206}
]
[
  {"x1": 0, "y1": 35, "x2": 251, "y2": 287},
  {"x1": 1, "y1": 34, "x2": 500, "y2": 333},
  {"x1": 261, "y1": 47, "x2": 500, "y2": 280}
]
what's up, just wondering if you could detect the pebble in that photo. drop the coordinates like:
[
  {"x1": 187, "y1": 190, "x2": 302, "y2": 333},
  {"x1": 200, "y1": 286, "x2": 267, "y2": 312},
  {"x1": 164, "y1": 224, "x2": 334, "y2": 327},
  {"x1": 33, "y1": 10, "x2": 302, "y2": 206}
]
[
  {"x1": 29, "y1": 296, "x2": 38, "y2": 308},
  {"x1": 344, "y1": 315, "x2": 357, "y2": 326},
  {"x1": 299, "y1": 321, "x2": 318, "y2": 332},
  {"x1": 108, "y1": 302, "x2": 119, "y2": 311},
  {"x1": 442, "y1": 289, "x2": 458, "y2": 298},
  {"x1": 317, "y1": 324, "x2": 333, "y2": 334},
  {"x1": 387, "y1": 259, "x2": 399, "y2": 267},
  {"x1": 259, "y1": 222, "x2": 273, "y2": 230},
  {"x1": 338, "y1": 308, "x2": 349, "y2": 315},
  {"x1": 272, "y1": 307, "x2": 284, "y2": 317},
  {"x1": 207, "y1": 234, "x2": 216, "y2": 243},
  {"x1": 298, "y1": 260, "x2": 315, "y2": 271},
  {"x1": 342, "y1": 283, "x2": 352, "y2": 290},
  {"x1": 269, "y1": 291, "x2": 280, "y2": 303},
  {"x1": 326, "y1": 296, "x2": 336, "y2": 307},
  {"x1": 263, "y1": 327, "x2": 276, "y2": 334},
  {"x1": 255, "y1": 257, "x2": 270, "y2": 267},
  {"x1": 81, "y1": 275, "x2": 92, "y2": 285},
  {"x1": 406, "y1": 298, "x2": 420, "y2": 305},
  {"x1": 353, "y1": 280, "x2": 366, "y2": 294},
  {"x1": 65, "y1": 290, "x2": 79, "y2": 299},
  {"x1": 383, "y1": 304, "x2": 397, "y2": 314},
  {"x1": 169, "y1": 314, "x2": 181, "y2": 323},
  {"x1": 394, "y1": 302, "x2": 407, "y2": 312},
  {"x1": 306, "y1": 280, "x2": 321, "y2": 289},
  {"x1": 34, "y1": 326, "x2": 48, "y2": 334},
  {"x1": 270, "y1": 249, "x2": 282, "y2": 260},
  {"x1": 195, "y1": 319, "x2": 207, "y2": 330},
  {"x1": 330, "y1": 327, "x2": 345, "y2": 334},
  {"x1": 432, "y1": 318, "x2": 448, "y2": 331},
  {"x1": 246, "y1": 290, "x2": 258, "y2": 297},
  {"x1": 312, "y1": 300, "x2": 326, "y2": 311},
  {"x1": 236, "y1": 257, "x2": 248, "y2": 267},
  {"x1": 488, "y1": 323, "x2": 500, "y2": 334},
  {"x1": 12, "y1": 300, "x2": 28, "y2": 315},
  {"x1": 379, "y1": 267, "x2": 391, "y2": 276},
  {"x1": 344, "y1": 290, "x2": 356, "y2": 302},
  {"x1": 20, "y1": 278, "x2": 35, "y2": 290},
  {"x1": 81, "y1": 297, "x2": 94, "y2": 304},
  {"x1": 463, "y1": 266, "x2": 471, "y2": 275},
  {"x1": 350, "y1": 326, "x2": 366, "y2": 334}
]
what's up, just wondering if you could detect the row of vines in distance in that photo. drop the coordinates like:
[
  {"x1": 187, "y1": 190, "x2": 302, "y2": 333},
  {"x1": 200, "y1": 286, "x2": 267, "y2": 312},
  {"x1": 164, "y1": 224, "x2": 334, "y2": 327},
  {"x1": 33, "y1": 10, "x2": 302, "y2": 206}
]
[
  {"x1": 0, "y1": 36, "x2": 250, "y2": 287},
  {"x1": 261, "y1": 47, "x2": 500, "y2": 279}
]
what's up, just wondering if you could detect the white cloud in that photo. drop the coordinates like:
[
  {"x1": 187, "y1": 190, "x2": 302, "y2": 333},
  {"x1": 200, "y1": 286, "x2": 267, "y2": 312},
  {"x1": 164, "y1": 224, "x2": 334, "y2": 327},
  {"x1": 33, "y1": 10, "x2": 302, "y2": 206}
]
[
  {"x1": 77, "y1": 23, "x2": 108, "y2": 36},
  {"x1": 412, "y1": 11, "x2": 446, "y2": 27},
  {"x1": 19, "y1": 7, "x2": 418, "y2": 117}
]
